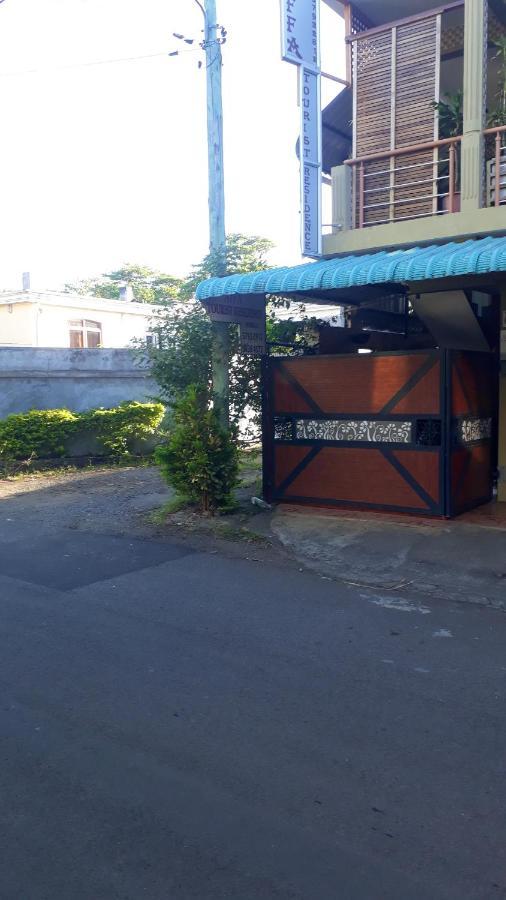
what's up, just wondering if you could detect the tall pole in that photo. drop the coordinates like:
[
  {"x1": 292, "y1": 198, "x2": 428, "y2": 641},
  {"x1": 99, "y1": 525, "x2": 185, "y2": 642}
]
[{"x1": 204, "y1": 0, "x2": 229, "y2": 427}]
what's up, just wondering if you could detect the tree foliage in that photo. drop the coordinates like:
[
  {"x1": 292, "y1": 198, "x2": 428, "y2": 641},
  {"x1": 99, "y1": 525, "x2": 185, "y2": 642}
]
[
  {"x1": 155, "y1": 384, "x2": 238, "y2": 514},
  {"x1": 66, "y1": 264, "x2": 182, "y2": 305},
  {"x1": 147, "y1": 234, "x2": 277, "y2": 436},
  {"x1": 67, "y1": 235, "x2": 321, "y2": 438},
  {"x1": 180, "y1": 234, "x2": 274, "y2": 299}
]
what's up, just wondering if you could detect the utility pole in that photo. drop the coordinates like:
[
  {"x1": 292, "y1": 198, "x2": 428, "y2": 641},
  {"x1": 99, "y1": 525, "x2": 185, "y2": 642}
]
[{"x1": 203, "y1": 0, "x2": 229, "y2": 427}]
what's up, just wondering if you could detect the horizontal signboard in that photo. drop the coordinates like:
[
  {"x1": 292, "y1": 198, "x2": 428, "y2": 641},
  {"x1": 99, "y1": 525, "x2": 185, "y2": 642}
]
[
  {"x1": 203, "y1": 295, "x2": 266, "y2": 355},
  {"x1": 202, "y1": 296, "x2": 265, "y2": 324},
  {"x1": 280, "y1": 0, "x2": 320, "y2": 69}
]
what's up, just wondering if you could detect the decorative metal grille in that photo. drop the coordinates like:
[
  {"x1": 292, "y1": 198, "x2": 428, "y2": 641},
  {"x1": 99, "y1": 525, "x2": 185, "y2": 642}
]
[
  {"x1": 294, "y1": 419, "x2": 412, "y2": 444},
  {"x1": 273, "y1": 417, "x2": 293, "y2": 442},
  {"x1": 415, "y1": 419, "x2": 442, "y2": 447},
  {"x1": 459, "y1": 417, "x2": 492, "y2": 444}
]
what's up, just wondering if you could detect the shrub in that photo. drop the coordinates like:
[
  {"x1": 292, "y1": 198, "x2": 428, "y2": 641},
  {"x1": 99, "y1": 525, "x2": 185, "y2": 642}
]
[
  {"x1": 0, "y1": 408, "x2": 79, "y2": 460},
  {"x1": 0, "y1": 401, "x2": 165, "y2": 461},
  {"x1": 155, "y1": 385, "x2": 238, "y2": 514},
  {"x1": 82, "y1": 401, "x2": 165, "y2": 457}
]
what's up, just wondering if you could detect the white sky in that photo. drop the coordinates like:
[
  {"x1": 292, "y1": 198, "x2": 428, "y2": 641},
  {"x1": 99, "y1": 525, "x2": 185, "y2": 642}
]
[{"x1": 0, "y1": 0, "x2": 344, "y2": 289}]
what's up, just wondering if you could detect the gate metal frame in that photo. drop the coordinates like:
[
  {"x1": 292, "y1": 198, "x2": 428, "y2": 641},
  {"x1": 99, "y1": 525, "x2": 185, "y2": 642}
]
[{"x1": 262, "y1": 349, "x2": 495, "y2": 518}]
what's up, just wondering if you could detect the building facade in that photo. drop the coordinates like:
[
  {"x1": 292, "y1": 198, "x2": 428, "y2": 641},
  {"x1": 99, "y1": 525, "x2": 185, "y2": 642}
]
[
  {"x1": 197, "y1": 0, "x2": 506, "y2": 517},
  {"x1": 0, "y1": 290, "x2": 161, "y2": 349}
]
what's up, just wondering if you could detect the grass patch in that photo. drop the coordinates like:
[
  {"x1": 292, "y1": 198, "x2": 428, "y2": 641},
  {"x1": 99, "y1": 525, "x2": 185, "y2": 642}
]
[
  {"x1": 0, "y1": 455, "x2": 154, "y2": 481},
  {"x1": 148, "y1": 495, "x2": 190, "y2": 524},
  {"x1": 238, "y1": 447, "x2": 262, "y2": 472},
  {"x1": 213, "y1": 522, "x2": 270, "y2": 544}
]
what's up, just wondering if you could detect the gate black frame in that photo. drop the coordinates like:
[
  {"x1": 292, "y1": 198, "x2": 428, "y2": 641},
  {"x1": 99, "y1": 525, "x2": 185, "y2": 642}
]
[{"x1": 261, "y1": 349, "x2": 495, "y2": 518}]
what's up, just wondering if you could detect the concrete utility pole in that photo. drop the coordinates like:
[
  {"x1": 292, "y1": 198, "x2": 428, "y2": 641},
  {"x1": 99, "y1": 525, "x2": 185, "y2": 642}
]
[{"x1": 204, "y1": 0, "x2": 229, "y2": 427}]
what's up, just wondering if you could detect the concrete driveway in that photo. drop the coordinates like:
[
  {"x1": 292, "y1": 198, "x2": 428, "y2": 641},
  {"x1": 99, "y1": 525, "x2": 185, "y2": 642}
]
[{"x1": 0, "y1": 467, "x2": 505, "y2": 899}]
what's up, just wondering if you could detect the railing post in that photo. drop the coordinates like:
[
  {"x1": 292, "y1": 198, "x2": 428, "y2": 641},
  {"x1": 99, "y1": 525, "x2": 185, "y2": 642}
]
[
  {"x1": 332, "y1": 164, "x2": 352, "y2": 233},
  {"x1": 358, "y1": 162, "x2": 365, "y2": 228},
  {"x1": 448, "y1": 142, "x2": 456, "y2": 213},
  {"x1": 495, "y1": 130, "x2": 502, "y2": 208}
]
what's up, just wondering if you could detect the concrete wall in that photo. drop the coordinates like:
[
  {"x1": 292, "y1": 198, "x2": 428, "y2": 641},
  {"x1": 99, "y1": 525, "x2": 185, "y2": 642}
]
[
  {"x1": 0, "y1": 302, "x2": 153, "y2": 348},
  {"x1": 0, "y1": 348, "x2": 159, "y2": 418},
  {"x1": 0, "y1": 303, "x2": 37, "y2": 346}
]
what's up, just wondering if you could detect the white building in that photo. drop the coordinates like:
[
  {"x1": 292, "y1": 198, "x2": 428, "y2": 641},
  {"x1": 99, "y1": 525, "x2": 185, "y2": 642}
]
[{"x1": 0, "y1": 288, "x2": 162, "y2": 348}]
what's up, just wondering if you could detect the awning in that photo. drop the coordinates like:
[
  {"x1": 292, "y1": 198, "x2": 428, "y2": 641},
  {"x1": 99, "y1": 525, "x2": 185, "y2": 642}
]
[{"x1": 195, "y1": 236, "x2": 506, "y2": 303}]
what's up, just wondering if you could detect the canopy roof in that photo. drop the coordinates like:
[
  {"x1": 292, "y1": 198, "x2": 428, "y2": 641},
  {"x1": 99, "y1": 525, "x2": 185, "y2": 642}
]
[{"x1": 195, "y1": 237, "x2": 506, "y2": 304}]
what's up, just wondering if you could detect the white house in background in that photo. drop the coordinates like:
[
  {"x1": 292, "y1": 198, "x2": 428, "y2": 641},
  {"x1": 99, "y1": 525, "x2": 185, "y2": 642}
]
[{"x1": 0, "y1": 288, "x2": 162, "y2": 348}]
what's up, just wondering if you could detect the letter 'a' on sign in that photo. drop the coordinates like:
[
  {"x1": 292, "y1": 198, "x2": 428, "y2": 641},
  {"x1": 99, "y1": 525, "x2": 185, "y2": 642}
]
[{"x1": 280, "y1": 0, "x2": 320, "y2": 70}]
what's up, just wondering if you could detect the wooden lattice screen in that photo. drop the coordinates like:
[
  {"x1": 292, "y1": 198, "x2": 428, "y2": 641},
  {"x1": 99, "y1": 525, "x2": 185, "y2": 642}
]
[
  {"x1": 394, "y1": 17, "x2": 439, "y2": 222},
  {"x1": 354, "y1": 31, "x2": 393, "y2": 225},
  {"x1": 353, "y1": 14, "x2": 441, "y2": 226},
  {"x1": 344, "y1": 3, "x2": 374, "y2": 87}
]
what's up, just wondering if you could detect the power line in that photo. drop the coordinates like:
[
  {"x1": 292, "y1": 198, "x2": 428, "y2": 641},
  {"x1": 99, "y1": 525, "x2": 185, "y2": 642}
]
[{"x1": 0, "y1": 50, "x2": 170, "y2": 78}]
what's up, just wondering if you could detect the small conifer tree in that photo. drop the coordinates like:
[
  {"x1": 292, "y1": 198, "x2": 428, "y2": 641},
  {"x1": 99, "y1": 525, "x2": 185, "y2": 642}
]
[{"x1": 155, "y1": 385, "x2": 238, "y2": 514}]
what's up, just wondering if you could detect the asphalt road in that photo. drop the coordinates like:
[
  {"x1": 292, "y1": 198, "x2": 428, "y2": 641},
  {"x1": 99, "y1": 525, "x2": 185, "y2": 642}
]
[{"x1": 1, "y1": 473, "x2": 506, "y2": 899}]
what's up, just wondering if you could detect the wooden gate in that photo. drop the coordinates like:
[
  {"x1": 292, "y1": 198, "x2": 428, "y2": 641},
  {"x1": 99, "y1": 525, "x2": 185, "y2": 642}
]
[
  {"x1": 447, "y1": 351, "x2": 496, "y2": 516},
  {"x1": 262, "y1": 350, "x2": 495, "y2": 518}
]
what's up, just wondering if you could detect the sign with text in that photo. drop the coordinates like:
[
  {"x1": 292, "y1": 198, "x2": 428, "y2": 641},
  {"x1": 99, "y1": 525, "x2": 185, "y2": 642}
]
[
  {"x1": 280, "y1": 2, "x2": 322, "y2": 259},
  {"x1": 202, "y1": 296, "x2": 265, "y2": 324},
  {"x1": 280, "y1": 0, "x2": 320, "y2": 69},
  {"x1": 203, "y1": 295, "x2": 266, "y2": 356},
  {"x1": 239, "y1": 317, "x2": 267, "y2": 356},
  {"x1": 300, "y1": 67, "x2": 321, "y2": 256},
  {"x1": 300, "y1": 67, "x2": 321, "y2": 165},
  {"x1": 301, "y1": 159, "x2": 322, "y2": 257}
]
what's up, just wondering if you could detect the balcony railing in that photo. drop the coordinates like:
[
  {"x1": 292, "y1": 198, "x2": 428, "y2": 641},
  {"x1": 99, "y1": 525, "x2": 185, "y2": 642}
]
[
  {"x1": 342, "y1": 129, "x2": 506, "y2": 229},
  {"x1": 484, "y1": 125, "x2": 506, "y2": 208},
  {"x1": 344, "y1": 137, "x2": 462, "y2": 229}
]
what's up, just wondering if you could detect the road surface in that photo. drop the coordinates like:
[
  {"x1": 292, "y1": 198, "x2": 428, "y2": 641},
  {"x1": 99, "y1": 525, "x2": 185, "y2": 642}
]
[{"x1": 0, "y1": 468, "x2": 505, "y2": 899}]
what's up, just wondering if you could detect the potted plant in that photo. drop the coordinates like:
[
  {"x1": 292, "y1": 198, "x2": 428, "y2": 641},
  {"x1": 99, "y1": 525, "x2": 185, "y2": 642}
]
[
  {"x1": 487, "y1": 37, "x2": 506, "y2": 205},
  {"x1": 431, "y1": 91, "x2": 464, "y2": 212}
]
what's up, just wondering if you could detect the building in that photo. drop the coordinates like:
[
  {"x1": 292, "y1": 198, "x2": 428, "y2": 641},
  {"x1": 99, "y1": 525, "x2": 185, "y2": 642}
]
[
  {"x1": 0, "y1": 284, "x2": 163, "y2": 417},
  {"x1": 197, "y1": 0, "x2": 506, "y2": 518},
  {"x1": 0, "y1": 288, "x2": 161, "y2": 349}
]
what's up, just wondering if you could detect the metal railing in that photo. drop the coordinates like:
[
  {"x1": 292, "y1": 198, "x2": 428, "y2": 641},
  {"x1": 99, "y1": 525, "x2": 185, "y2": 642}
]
[
  {"x1": 484, "y1": 125, "x2": 506, "y2": 207},
  {"x1": 344, "y1": 137, "x2": 462, "y2": 229}
]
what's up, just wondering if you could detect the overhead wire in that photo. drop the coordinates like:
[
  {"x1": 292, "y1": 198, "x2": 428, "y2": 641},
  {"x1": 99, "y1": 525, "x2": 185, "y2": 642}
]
[{"x1": 0, "y1": 50, "x2": 171, "y2": 78}]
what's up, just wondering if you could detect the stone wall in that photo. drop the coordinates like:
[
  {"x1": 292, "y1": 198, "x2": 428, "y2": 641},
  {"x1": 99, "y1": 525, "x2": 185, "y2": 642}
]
[{"x1": 0, "y1": 348, "x2": 159, "y2": 418}]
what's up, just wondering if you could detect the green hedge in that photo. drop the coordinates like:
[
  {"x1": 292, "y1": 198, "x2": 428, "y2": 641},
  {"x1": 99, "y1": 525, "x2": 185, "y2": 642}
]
[{"x1": 0, "y1": 401, "x2": 165, "y2": 461}]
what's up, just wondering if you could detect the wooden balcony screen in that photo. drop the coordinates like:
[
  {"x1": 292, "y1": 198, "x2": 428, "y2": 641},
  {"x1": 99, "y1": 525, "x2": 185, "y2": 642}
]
[{"x1": 353, "y1": 14, "x2": 440, "y2": 227}]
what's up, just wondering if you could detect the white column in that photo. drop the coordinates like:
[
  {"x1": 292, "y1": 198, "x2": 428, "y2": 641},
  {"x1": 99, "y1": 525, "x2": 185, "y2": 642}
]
[{"x1": 461, "y1": 0, "x2": 487, "y2": 211}]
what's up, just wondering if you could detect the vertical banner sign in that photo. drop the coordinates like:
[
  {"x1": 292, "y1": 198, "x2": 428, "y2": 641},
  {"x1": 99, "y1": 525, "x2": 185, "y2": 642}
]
[
  {"x1": 300, "y1": 66, "x2": 322, "y2": 257},
  {"x1": 280, "y1": 0, "x2": 322, "y2": 258}
]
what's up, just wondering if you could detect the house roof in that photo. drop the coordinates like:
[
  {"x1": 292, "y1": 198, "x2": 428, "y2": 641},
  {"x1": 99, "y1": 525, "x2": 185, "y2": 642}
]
[
  {"x1": 195, "y1": 236, "x2": 506, "y2": 303},
  {"x1": 0, "y1": 290, "x2": 163, "y2": 317}
]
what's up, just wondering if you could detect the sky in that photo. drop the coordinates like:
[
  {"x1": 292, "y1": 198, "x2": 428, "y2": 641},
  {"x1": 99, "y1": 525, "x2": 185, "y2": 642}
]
[{"x1": 0, "y1": 0, "x2": 344, "y2": 290}]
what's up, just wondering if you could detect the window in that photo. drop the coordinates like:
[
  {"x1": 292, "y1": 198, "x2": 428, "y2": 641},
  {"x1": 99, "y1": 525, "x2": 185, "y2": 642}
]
[
  {"x1": 69, "y1": 319, "x2": 102, "y2": 348},
  {"x1": 145, "y1": 332, "x2": 160, "y2": 349}
]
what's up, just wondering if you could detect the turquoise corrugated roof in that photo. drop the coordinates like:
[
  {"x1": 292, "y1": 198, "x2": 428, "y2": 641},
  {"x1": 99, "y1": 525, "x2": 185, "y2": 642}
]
[{"x1": 195, "y1": 236, "x2": 506, "y2": 301}]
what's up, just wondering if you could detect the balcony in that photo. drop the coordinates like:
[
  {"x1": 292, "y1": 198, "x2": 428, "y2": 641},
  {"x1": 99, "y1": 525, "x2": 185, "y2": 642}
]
[
  {"x1": 342, "y1": 126, "x2": 505, "y2": 230},
  {"x1": 322, "y1": 0, "x2": 506, "y2": 256}
]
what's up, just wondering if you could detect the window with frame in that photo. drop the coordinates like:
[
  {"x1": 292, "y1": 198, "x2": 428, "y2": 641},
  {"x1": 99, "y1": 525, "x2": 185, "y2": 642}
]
[{"x1": 69, "y1": 319, "x2": 102, "y2": 348}]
